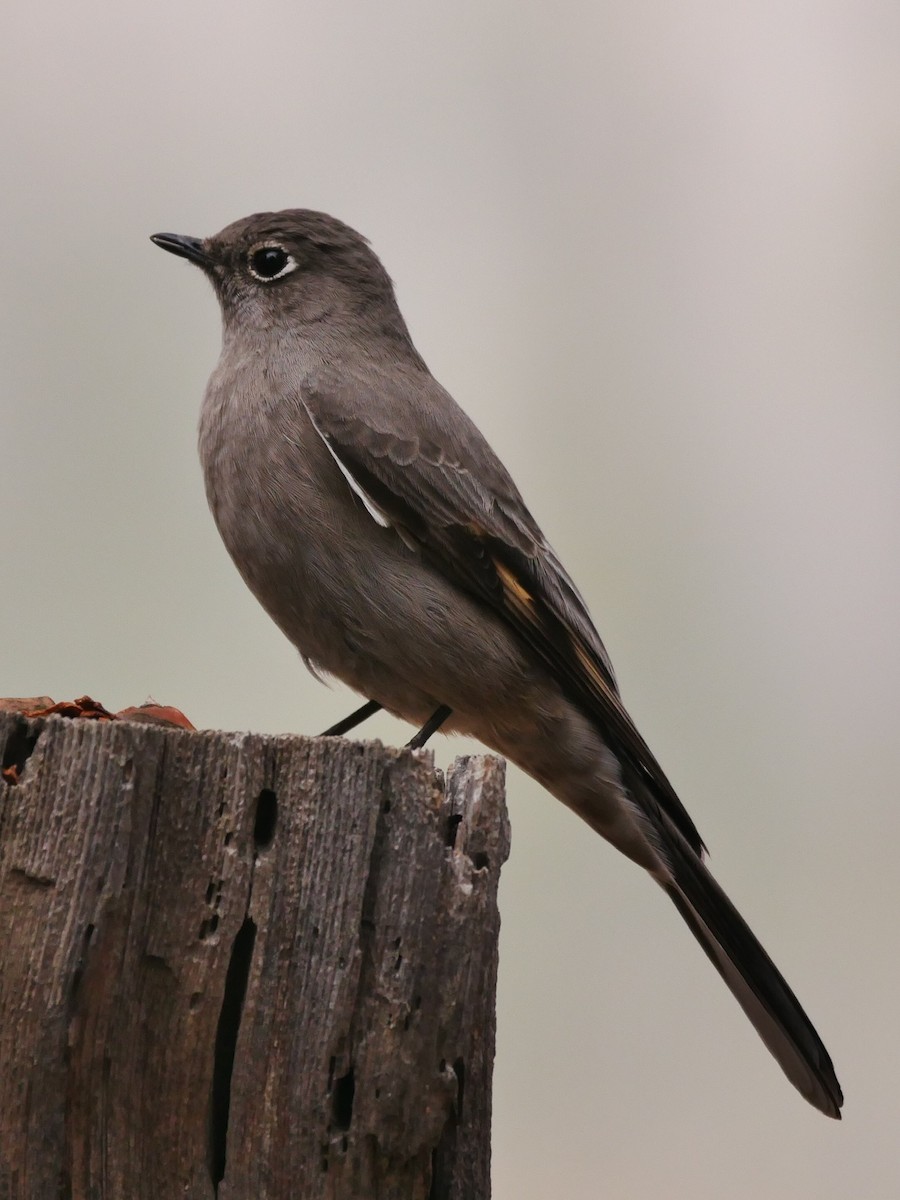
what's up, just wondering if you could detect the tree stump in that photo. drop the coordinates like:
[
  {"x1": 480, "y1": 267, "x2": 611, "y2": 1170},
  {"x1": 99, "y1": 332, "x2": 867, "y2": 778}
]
[{"x1": 0, "y1": 712, "x2": 510, "y2": 1199}]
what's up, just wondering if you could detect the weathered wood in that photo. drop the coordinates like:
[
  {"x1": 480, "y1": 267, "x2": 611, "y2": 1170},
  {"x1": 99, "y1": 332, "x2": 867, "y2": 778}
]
[{"x1": 0, "y1": 712, "x2": 509, "y2": 1199}]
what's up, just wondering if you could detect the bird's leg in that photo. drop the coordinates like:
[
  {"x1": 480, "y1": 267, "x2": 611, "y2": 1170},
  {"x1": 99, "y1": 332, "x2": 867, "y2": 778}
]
[
  {"x1": 320, "y1": 699, "x2": 383, "y2": 737},
  {"x1": 406, "y1": 704, "x2": 453, "y2": 750}
]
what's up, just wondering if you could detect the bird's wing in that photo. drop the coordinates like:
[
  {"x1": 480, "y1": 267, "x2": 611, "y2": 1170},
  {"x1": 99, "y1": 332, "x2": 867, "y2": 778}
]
[{"x1": 302, "y1": 369, "x2": 704, "y2": 856}]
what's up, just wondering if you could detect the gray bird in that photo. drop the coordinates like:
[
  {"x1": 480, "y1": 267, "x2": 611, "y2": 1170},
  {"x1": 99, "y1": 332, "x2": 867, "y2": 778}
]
[{"x1": 151, "y1": 209, "x2": 842, "y2": 1118}]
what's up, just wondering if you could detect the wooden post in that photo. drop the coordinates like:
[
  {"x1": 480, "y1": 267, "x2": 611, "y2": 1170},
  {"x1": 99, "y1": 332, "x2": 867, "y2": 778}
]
[{"x1": 0, "y1": 712, "x2": 509, "y2": 1199}]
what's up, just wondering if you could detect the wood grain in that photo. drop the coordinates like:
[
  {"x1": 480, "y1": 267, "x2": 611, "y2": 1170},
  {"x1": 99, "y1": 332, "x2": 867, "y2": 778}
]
[{"x1": 0, "y1": 713, "x2": 509, "y2": 1199}]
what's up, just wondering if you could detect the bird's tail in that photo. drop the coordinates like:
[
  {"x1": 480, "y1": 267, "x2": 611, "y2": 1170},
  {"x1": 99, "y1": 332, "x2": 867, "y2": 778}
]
[{"x1": 660, "y1": 820, "x2": 843, "y2": 1118}]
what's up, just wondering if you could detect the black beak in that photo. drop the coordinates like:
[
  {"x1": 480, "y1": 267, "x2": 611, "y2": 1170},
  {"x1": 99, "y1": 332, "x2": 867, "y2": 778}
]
[{"x1": 150, "y1": 232, "x2": 211, "y2": 267}]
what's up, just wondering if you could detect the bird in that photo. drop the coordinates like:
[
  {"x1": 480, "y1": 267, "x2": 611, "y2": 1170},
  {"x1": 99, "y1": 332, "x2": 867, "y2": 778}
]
[{"x1": 151, "y1": 209, "x2": 842, "y2": 1118}]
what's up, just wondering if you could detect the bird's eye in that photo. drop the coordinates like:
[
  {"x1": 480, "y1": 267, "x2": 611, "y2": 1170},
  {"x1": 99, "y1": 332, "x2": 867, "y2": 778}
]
[{"x1": 248, "y1": 244, "x2": 298, "y2": 282}]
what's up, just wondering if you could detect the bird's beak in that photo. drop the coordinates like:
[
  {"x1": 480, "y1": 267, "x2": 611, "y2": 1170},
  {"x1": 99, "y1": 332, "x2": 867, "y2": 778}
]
[{"x1": 150, "y1": 232, "x2": 211, "y2": 267}]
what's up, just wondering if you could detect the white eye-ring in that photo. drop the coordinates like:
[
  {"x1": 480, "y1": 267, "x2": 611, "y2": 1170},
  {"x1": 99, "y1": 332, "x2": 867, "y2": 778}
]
[{"x1": 247, "y1": 242, "x2": 299, "y2": 282}]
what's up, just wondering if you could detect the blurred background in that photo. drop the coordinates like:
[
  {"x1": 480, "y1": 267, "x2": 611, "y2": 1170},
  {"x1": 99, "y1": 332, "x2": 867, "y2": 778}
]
[{"x1": 2, "y1": 1, "x2": 899, "y2": 1194}]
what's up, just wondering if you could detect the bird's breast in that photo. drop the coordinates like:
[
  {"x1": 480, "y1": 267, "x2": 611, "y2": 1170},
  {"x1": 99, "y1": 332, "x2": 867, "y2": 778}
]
[{"x1": 196, "y1": 352, "x2": 418, "y2": 676}]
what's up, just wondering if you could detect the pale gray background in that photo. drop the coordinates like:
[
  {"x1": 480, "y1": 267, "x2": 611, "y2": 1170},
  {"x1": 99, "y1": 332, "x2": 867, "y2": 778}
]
[{"x1": 2, "y1": 1, "x2": 898, "y2": 1195}]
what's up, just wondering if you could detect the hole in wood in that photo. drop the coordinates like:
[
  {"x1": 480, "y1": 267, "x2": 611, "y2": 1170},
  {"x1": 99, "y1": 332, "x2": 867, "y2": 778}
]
[
  {"x1": 470, "y1": 851, "x2": 489, "y2": 871},
  {"x1": 445, "y1": 813, "x2": 462, "y2": 847},
  {"x1": 199, "y1": 913, "x2": 221, "y2": 941},
  {"x1": 331, "y1": 1066, "x2": 355, "y2": 1132},
  {"x1": 210, "y1": 916, "x2": 257, "y2": 1186},
  {"x1": 1, "y1": 718, "x2": 41, "y2": 786},
  {"x1": 253, "y1": 789, "x2": 278, "y2": 848}
]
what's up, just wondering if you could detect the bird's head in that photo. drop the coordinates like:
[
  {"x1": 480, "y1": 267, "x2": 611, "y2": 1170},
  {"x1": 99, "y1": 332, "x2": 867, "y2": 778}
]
[{"x1": 152, "y1": 209, "x2": 405, "y2": 340}]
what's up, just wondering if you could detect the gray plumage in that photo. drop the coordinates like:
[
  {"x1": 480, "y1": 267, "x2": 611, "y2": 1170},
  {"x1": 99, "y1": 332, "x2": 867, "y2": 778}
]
[{"x1": 151, "y1": 209, "x2": 842, "y2": 1118}]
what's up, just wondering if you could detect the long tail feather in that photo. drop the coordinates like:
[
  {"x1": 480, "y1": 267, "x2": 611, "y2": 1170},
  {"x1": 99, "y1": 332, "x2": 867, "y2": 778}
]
[{"x1": 662, "y1": 827, "x2": 842, "y2": 1117}]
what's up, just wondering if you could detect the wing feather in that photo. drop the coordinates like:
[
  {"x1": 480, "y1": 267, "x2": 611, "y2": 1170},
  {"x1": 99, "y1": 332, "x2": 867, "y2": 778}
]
[{"x1": 302, "y1": 376, "x2": 704, "y2": 856}]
